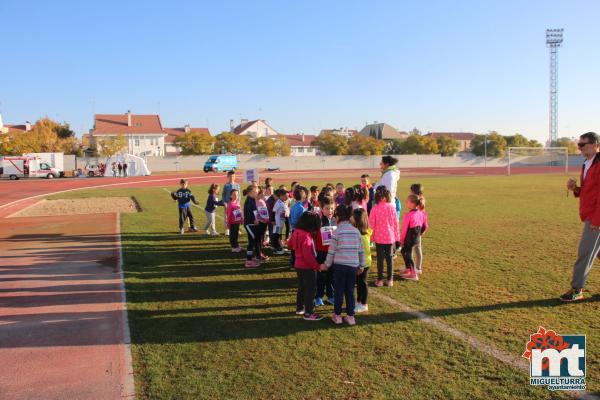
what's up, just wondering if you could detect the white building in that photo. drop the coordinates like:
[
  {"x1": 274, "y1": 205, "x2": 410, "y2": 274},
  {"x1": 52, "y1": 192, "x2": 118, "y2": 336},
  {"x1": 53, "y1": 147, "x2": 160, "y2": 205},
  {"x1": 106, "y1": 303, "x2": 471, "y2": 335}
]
[
  {"x1": 231, "y1": 119, "x2": 280, "y2": 138},
  {"x1": 91, "y1": 111, "x2": 166, "y2": 157},
  {"x1": 285, "y1": 134, "x2": 319, "y2": 156}
]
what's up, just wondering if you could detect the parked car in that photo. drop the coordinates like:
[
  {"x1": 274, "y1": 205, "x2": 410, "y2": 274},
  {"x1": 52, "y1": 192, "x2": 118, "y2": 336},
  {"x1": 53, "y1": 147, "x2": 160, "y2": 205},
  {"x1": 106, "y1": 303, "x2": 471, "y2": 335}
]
[{"x1": 203, "y1": 155, "x2": 238, "y2": 173}]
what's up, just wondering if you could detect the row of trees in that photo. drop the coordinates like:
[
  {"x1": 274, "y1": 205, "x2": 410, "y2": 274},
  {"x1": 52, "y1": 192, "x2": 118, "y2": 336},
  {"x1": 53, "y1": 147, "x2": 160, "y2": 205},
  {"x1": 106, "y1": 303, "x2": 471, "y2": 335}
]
[
  {"x1": 0, "y1": 118, "x2": 81, "y2": 156},
  {"x1": 174, "y1": 131, "x2": 292, "y2": 157}
]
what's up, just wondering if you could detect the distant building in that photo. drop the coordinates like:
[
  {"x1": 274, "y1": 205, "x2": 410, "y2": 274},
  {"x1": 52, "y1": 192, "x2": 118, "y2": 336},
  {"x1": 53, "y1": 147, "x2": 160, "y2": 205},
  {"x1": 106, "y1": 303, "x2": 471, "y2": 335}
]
[
  {"x1": 359, "y1": 122, "x2": 408, "y2": 140},
  {"x1": 424, "y1": 132, "x2": 476, "y2": 152},
  {"x1": 163, "y1": 125, "x2": 211, "y2": 156},
  {"x1": 231, "y1": 119, "x2": 280, "y2": 138},
  {"x1": 284, "y1": 134, "x2": 318, "y2": 156},
  {"x1": 319, "y1": 128, "x2": 359, "y2": 138},
  {"x1": 91, "y1": 111, "x2": 166, "y2": 157},
  {"x1": 90, "y1": 111, "x2": 210, "y2": 157},
  {"x1": 0, "y1": 114, "x2": 32, "y2": 134}
]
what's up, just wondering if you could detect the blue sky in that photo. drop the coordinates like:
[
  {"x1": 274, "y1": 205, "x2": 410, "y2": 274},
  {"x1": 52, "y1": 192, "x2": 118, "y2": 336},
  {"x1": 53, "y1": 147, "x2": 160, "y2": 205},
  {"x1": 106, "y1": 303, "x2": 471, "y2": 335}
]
[{"x1": 1, "y1": 0, "x2": 598, "y2": 142}]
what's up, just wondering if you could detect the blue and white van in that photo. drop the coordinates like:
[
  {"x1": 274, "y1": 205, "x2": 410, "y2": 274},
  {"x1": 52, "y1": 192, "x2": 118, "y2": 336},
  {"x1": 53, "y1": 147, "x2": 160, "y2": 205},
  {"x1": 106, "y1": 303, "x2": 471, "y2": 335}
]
[{"x1": 203, "y1": 155, "x2": 238, "y2": 173}]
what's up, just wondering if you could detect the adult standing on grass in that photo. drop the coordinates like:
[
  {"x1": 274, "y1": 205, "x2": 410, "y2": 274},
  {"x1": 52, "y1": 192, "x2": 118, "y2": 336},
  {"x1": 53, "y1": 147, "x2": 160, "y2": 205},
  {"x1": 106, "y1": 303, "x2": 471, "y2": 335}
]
[
  {"x1": 118, "y1": 162, "x2": 123, "y2": 177},
  {"x1": 123, "y1": 162, "x2": 128, "y2": 177},
  {"x1": 374, "y1": 156, "x2": 401, "y2": 217},
  {"x1": 563, "y1": 131, "x2": 600, "y2": 302}
]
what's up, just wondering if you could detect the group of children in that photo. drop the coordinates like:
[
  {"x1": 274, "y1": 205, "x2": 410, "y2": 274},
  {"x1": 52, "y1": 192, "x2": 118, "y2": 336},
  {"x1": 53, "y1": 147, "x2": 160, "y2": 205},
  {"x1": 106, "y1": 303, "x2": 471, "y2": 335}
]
[{"x1": 171, "y1": 172, "x2": 428, "y2": 326}]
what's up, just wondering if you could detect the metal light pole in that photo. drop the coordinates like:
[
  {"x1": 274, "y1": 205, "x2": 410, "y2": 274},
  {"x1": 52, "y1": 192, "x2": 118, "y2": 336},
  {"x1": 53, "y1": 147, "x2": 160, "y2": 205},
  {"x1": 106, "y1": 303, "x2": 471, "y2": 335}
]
[
  {"x1": 546, "y1": 28, "x2": 564, "y2": 146},
  {"x1": 484, "y1": 133, "x2": 487, "y2": 168}
]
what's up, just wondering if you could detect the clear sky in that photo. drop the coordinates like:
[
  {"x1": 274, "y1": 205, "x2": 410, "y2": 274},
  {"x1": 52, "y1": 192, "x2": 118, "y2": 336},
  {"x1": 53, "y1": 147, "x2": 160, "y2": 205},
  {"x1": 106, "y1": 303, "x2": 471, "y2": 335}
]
[{"x1": 1, "y1": 0, "x2": 598, "y2": 142}]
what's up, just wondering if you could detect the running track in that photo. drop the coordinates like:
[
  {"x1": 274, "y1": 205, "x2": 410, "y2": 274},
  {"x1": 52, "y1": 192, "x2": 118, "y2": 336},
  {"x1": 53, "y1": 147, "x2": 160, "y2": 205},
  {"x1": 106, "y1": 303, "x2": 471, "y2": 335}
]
[{"x1": 0, "y1": 166, "x2": 576, "y2": 218}]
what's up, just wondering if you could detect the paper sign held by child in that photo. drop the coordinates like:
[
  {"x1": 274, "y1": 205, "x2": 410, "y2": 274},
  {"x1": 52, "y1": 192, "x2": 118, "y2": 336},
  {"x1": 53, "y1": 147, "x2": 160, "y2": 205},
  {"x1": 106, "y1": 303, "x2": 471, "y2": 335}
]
[{"x1": 320, "y1": 226, "x2": 336, "y2": 246}]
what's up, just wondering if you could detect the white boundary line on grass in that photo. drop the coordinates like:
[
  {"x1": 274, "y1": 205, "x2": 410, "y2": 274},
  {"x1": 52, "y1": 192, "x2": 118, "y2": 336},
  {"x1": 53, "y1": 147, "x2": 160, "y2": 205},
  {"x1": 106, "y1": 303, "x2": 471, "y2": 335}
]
[
  {"x1": 370, "y1": 290, "x2": 598, "y2": 400},
  {"x1": 115, "y1": 213, "x2": 136, "y2": 399}
]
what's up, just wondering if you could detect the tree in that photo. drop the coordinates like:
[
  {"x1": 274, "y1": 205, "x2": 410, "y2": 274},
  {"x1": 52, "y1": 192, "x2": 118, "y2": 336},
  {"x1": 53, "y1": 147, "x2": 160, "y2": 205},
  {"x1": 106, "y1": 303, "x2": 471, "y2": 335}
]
[
  {"x1": 421, "y1": 136, "x2": 439, "y2": 154},
  {"x1": 385, "y1": 139, "x2": 405, "y2": 154},
  {"x1": 252, "y1": 137, "x2": 278, "y2": 157},
  {"x1": 312, "y1": 132, "x2": 349, "y2": 155},
  {"x1": 55, "y1": 122, "x2": 75, "y2": 139},
  {"x1": 555, "y1": 137, "x2": 579, "y2": 155},
  {"x1": 408, "y1": 127, "x2": 421, "y2": 136},
  {"x1": 174, "y1": 130, "x2": 215, "y2": 155},
  {"x1": 98, "y1": 134, "x2": 128, "y2": 158},
  {"x1": 274, "y1": 136, "x2": 291, "y2": 156},
  {"x1": 436, "y1": 135, "x2": 460, "y2": 156},
  {"x1": 215, "y1": 132, "x2": 251, "y2": 154},
  {"x1": 347, "y1": 135, "x2": 386, "y2": 156},
  {"x1": 470, "y1": 131, "x2": 507, "y2": 157},
  {"x1": 505, "y1": 133, "x2": 530, "y2": 148},
  {"x1": 395, "y1": 135, "x2": 438, "y2": 155}
]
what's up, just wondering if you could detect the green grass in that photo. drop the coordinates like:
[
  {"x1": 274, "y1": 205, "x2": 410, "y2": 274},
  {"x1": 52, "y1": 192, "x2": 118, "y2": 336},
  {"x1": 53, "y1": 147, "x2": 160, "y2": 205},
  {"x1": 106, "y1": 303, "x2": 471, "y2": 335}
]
[{"x1": 48, "y1": 175, "x2": 599, "y2": 399}]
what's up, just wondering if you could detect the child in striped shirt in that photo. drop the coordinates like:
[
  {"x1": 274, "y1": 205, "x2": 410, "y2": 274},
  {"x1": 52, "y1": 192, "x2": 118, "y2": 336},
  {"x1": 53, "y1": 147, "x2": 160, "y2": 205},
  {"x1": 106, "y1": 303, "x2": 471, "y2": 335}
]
[{"x1": 323, "y1": 205, "x2": 366, "y2": 326}]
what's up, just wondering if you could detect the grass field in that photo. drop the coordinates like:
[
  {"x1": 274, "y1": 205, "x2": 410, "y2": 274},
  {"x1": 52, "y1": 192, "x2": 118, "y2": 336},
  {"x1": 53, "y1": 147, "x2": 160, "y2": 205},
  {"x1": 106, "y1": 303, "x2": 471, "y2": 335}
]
[{"x1": 49, "y1": 174, "x2": 600, "y2": 399}]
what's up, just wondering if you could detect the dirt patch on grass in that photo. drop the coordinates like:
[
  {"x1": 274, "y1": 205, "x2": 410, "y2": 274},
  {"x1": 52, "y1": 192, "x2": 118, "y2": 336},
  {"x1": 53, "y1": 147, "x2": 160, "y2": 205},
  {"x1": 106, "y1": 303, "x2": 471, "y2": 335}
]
[{"x1": 10, "y1": 197, "x2": 140, "y2": 218}]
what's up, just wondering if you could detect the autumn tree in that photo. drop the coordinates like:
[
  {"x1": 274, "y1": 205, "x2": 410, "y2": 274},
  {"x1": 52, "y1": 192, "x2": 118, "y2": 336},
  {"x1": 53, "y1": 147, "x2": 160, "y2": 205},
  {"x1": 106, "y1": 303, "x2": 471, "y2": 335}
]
[
  {"x1": 274, "y1": 136, "x2": 291, "y2": 156},
  {"x1": 470, "y1": 131, "x2": 507, "y2": 157},
  {"x1": 98, "y1": 134, "x2": 128, "y2": 158},
  {"x1": 408, "y1": 127, "x2": 422, "y2": 136},
  {"x1": 313, "y1": 132, "x2": 349, "y2": 155},
  {"x1": 252, "y1": 137, "x2": 278, "y2": 157},
  {"x1": 436, "y1": 135, "x2": 460, "y2": 156},
  {"x1": 0, "y1": 117, "x2": 81, "y2": 155},
  {"x1": 555, "y1": 137, "x2": 579, "y2": 155},
  {"x1": 347, "y1": 135, "x2": 386, "y2": 156},
  {"x1": 215, "y1": 132, "x2": 251, "y2": 154},
  {"x1": 175, "y1": 130, "x2": 216, "y2": 155}
]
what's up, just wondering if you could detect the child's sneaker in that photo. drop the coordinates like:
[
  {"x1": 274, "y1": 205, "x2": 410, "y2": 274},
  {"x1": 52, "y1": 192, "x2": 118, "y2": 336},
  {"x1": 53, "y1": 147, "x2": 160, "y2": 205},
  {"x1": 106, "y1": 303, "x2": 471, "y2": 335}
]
[
  {"x1": 398, "y1": 268, "x2": 412, "y2": 277},
  {"x1": 375, "y1": 279, "x2": 384, "y2": 287},
  {"x1": 180, "y1": 228, "x2": 185, "y2": 235},
  {"x1": 303, "y1": 313, "x2": 323, "y2": 321},
  {"x1": 259, "y1": 253, "x2": 270, "y2": 261},
  {"x1": 355, "y1": 303, "x2": 369, "y2": 313},
  {"x1": 244, "y1": 260, "x2": 259, "y2": 268},
  {"x1": 232, "y1": 247, "x2": 242, "y2": 253},
  {"x1": 325, "y1": 296, "x2": 335, "y2": 305},
  {"x1": 211, "y1": 232, "x2": 220, "y2": 236},
  {"x1": 273, "y1": 249, "x2": 286, "y2": 255},
  {"x1": 331, "y1": 314, "x2": 343, "y2": 325},
  {"x1": 385, "y1": 279, "x2": 394, "y2": 287},
  {"x1": 560, "y1": 288, "x2": 584, "y2": 302},
  {"x1": 401, "y1": 269, "x2": 419, "y2": 281},
  {"x1": 314, "y1": 297, "x2": 324, "y2": 307},
  {"x1": 225, "y1": 229, "x2": 230, "y2": 236},
  {"x1": 416, "y1": 268, "x2": 422, "y2": 275},
  {"x1": 252, "y1": 257, "x2": 262, "y2": 265},
  {"x1": 190, "y1": 227, "x2": 199, "y2": 232},
  {"x1": 295, "y1": 308, "x2": 305, "y2": 315},
  {"x1": 343, "y1": 315, "x2": 356, "y2": 326}
]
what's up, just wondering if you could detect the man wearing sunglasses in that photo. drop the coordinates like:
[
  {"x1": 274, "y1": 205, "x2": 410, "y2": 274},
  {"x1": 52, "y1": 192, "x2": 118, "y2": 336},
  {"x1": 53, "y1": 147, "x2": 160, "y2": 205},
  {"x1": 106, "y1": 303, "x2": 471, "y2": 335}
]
[{"x1": 563, "y1": 131, "x2": 600, "y2": 301}]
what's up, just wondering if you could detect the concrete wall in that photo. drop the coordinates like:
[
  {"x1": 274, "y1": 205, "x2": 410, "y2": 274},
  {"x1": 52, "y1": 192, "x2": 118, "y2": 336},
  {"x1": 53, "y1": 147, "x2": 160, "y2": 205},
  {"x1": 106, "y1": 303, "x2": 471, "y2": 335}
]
[{"x1": 143, "y1": 153, "x2": 509, "y2": 172}]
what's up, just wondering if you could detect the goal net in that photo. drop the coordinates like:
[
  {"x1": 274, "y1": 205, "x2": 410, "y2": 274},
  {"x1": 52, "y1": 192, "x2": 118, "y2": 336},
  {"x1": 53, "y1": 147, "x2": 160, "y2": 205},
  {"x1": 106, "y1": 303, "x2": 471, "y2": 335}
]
[{"x1": 507, "y1": 147, "x2": 569, "y2": 175}]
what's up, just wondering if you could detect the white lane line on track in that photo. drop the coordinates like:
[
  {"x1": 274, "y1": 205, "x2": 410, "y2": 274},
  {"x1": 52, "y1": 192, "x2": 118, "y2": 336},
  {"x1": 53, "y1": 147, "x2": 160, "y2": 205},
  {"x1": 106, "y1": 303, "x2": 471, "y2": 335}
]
[{"x1": 370, "y1": 290, "x2": 598, "y2": 400}]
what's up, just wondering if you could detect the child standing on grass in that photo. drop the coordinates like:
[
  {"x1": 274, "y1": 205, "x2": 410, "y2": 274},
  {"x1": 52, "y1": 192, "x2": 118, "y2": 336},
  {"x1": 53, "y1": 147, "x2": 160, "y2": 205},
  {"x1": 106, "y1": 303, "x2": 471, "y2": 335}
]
[
  {"x1": 243, "y1": 185, "x2": 261, "y2": 268},
  {"x1": 410, "y1": 184, "x2": 428, "y2": 275},
  {"x1": 369, "y1": 187, "x2": 400, "y2": 287},
  {"x1": 314, "y1": 195, "x2": 336, "y2": 306},
  {"x1": 226, "y1": 189, "x2": 243, "y2": 252},
  {"x1": 289, "y1": 186, "x2": 308, "y2": 269},
  {"x1": 335, "y1": 183, "x2": 345, "y2": 206},
  {"x1": 309, "y1": 186, "x2": 320, "y2": 212},
  {"x1": 324, "y1": 205, "x2": 366, "y2": 326},
  {"x1": 266, "y1": 186, "x2": 277, "y2": 248},
  {"x1": 351, "y1": 185, "x2": 368, "y2": 210},
  {"x1": 288, "y1": 211, "x2": 324, "y2": 321},
  {"x1": 399, "y1": 194, "x2": 427, "y2": 281},
  {"x1": 361, "y1": 174, "x2": 374, "y2": 214},
  {"x1": 272, "y1": 189, "x2": 290, "y2": 254},
  {"x1": 204, "y1": 184, "x2": 224, "y2": 236},
  {"x1": 255, "y1": 186, "x2": 270, "y2": 262},
  {"x1": 170, "y1": 179, "x2": 200, "y2": 234},
  {"x1": 352, "y1": 208, "x2": 372, "y2": 313},
  {"x1": 222, "y1": 171, "x2": 240, "y2": 236}
]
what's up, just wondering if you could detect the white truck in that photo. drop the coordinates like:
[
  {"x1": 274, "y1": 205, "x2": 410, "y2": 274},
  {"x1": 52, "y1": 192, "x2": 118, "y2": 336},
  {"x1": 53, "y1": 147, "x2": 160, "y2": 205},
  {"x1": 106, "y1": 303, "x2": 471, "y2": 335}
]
[
  {"x1": 0, "y1": 156, "x2": 61, "y2": 180},
  {"x1": 24, "y1": 152, "x2": 64, "y2": 177}
]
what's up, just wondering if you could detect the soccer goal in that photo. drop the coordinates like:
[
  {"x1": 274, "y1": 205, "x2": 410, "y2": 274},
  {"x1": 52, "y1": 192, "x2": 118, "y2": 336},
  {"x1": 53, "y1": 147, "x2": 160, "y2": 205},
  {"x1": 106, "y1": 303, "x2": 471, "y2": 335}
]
[{"x1": 507, "y1": 147, "x2": 569, "y2": 176}]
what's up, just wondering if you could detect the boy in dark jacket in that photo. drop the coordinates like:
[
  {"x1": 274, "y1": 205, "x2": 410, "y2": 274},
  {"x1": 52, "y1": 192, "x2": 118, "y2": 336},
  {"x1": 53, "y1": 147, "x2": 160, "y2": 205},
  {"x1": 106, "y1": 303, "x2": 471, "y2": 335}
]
[
  {"x1": 314, "y1": 195, "x2": 336, "y2": 306},
  {"x1": 171, "y1": 179, "x2": 200, "y2": 234}
]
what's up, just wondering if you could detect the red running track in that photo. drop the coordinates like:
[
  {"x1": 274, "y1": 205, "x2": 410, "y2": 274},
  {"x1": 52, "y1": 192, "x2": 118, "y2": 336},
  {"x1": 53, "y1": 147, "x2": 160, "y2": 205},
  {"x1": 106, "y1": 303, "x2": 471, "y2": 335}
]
[{"x1": 0, "y1": 166, "x2": 577, "y2": 217}]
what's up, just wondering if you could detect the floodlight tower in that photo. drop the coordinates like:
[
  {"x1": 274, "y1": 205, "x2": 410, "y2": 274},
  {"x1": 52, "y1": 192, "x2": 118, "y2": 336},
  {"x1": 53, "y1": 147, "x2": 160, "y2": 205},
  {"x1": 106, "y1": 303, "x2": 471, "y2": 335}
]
[{"x1": 546, "y1": 28, "x2": 563, "y2": 146}]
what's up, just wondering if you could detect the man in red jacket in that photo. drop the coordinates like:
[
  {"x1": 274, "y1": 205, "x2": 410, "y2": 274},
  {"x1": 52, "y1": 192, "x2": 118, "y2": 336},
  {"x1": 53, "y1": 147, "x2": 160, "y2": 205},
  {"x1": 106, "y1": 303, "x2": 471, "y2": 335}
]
[{"x1": 563, "y1": 132, "x2": 600, "y2": 301}]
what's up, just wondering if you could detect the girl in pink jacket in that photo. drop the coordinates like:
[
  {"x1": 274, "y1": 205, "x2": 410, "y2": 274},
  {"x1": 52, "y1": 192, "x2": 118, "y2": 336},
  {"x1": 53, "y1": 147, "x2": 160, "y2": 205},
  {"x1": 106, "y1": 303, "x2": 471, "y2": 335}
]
[
  {"x1": 226, "y1": 189, "x2": 243, "y2": 252},
  {"x1": 399, "y1": 194, "x2": 428, "y2": 281},
  {"x1": 368, "y1": 187, "x2": 400, "y2": 287}
]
